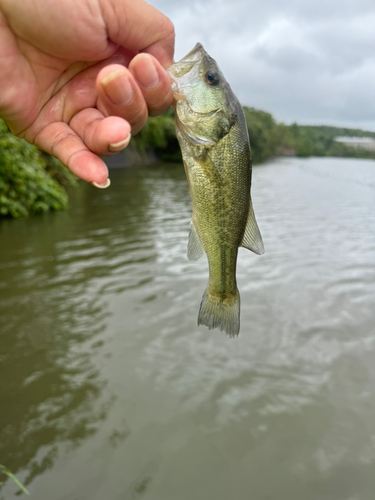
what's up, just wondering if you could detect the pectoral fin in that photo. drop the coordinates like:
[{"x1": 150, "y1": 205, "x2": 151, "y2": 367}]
[
  {"x1": 241, "y1": 200, "x2": 265, "y2": 255},
  {"x1": 187, "y1": 222, "x2": 204, "y2": 261},
  {"x1": 196, "y1": 152, "x2": 222, "y2": 183}
]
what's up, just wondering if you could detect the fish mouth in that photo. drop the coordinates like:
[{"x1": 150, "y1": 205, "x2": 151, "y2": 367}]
[
  {"x1": 180, "y1": 43, "x2": 206, "y2": 63},
  {"x1": 167, "y1": 43, "x2": 207, "y2": 92}
]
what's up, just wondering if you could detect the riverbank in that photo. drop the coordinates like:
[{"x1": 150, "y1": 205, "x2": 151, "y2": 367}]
[{"x1": 2, "y1": 106, "x2": 375, "y2": 218}]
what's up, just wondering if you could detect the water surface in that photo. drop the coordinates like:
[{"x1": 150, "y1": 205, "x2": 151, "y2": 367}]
[{"x1": 1, "y1": 157, "x2": 375, "y2": 500}]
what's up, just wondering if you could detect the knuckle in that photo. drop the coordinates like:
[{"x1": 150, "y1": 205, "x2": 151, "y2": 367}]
[
  {"x1": 161, "y1": 17, "x2": 175, "y2": 41},
  {"x1": 51, "y1": 129, "x2": 75, "y2": 156},
  {"x1": 66, "y1": 148, "x2": 86, "y2": 168},
  {"x1": 129, "y1": 108, "x2": 148, "y2": 134}
]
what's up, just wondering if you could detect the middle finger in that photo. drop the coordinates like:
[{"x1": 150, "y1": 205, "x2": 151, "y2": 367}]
[
  {"x1": 96, "y1": 64, "x2": 148, "y2": 135},
  {"x1": 129, "y1": 53, "x2": 173, "y2": 117}
]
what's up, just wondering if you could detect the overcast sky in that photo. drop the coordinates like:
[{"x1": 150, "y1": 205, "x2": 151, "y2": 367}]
[{"x1": 149, "y1": 0, "x2": 375, "y2": 131}]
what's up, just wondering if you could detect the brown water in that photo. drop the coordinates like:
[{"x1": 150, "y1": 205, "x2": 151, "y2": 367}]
[{"x1": 1, "y1": 157, "x2": 375, "y2": 500}]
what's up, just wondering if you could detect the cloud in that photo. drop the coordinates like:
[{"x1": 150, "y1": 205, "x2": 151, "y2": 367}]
[{"x1": 149, "y1": 0, "x2": 375, "y2": 130}]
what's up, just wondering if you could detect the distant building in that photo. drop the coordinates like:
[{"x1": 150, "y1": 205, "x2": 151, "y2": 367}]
[{"x1": 334, "y1": 136, "x2": 375, "y2": 151}]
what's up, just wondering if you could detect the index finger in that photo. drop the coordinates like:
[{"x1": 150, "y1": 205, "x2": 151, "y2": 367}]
[{"x1": 100, "y1": 0, "x2": 175, "y2": 68}]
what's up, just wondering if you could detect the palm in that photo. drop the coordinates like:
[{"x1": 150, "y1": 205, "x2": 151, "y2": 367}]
[{"x1": 1, "y1": 35, "x2": 100, "y2": 137}]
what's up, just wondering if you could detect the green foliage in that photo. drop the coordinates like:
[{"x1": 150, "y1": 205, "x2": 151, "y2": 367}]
[
  {"x1": 287, "y1": 123, "x2": 375, "y2": 160},
  {"x1": 241, "y1": 110, "x2": 375, "y2": 163},
  {"x1": 274, "y1": 123, "x2": 295, "y2": 151},
  {"x1": 243, "y1": 107, "x2": 278, "y2": 163},
  {"x1": 133, "y1": 107, "x2": 181, "y2": 161},
  {"x1": 0, "y1": 120, "x2": 76, "y2": 218}
]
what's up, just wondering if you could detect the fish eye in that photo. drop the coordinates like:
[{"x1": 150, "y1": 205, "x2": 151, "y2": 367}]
[{"x1": 205, "y1": 71, "x2": 220, "y2": 86}]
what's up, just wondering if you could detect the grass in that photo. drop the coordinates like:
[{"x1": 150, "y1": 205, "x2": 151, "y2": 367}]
[{"x1": 0, "y1": 464, "x2": 30, "y2": 495}]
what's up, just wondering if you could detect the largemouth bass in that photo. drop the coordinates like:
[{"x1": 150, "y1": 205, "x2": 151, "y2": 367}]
[{"x1": 167, "y1": 43, "x2": 264, "y2": 337}]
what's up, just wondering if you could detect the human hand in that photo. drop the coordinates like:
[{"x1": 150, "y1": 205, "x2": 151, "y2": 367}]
[{"x1": 0, "y1": 0, "x2": 174, "y2": 186}]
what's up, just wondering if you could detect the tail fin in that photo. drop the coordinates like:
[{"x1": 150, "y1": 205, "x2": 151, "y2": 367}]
[{"x1": 198, "y1": 288, "x2": 240, "y2": 338}]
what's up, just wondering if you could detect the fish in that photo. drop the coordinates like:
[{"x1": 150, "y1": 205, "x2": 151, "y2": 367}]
[{"x1": 167, "y1": 43, "x2": 264, "y2": 337}]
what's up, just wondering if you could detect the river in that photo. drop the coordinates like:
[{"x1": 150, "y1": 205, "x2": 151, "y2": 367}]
[{"x1": 1, "y1": 157, "x2": 375, "y2": 500}]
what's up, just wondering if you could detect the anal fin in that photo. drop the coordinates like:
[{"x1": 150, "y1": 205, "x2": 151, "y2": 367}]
[
  {"x1": 241, "y1": 200, "x2": 265, "y2": 255},
  {"x1": 187, "y1": 222, "x2": 204, "y2": 261}
]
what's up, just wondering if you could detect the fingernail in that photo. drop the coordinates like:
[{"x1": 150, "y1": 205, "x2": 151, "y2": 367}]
[
  {"x1": 91, "y1": 178, "x2": 111, "y2": 189},
  {"x1": 102, "y1": 69, "x2": 134, "y2": 106},
  {"x1": 109, "y1": 133, "x2": 131, "y2": 152},
  {"x1": 133, "y1": 56, "x2": 160, "y2": 89}
]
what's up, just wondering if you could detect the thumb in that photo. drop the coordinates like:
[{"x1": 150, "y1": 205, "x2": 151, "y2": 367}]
[{"x1": 100, "y1": 0, "x2": 175, "y2": 69}]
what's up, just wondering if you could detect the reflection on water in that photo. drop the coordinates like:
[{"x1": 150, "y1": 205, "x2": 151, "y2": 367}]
[{"x1": 0, "y1": 158, "x2": 375, "y2": 499}]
